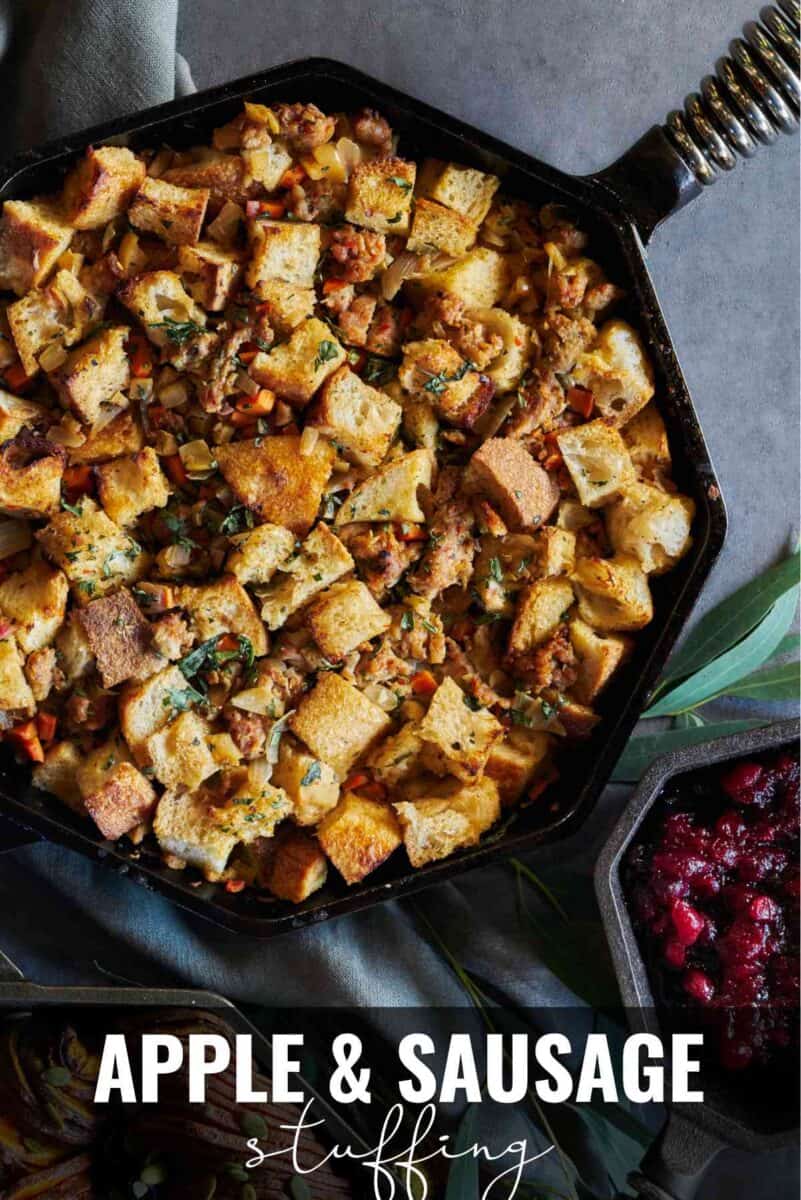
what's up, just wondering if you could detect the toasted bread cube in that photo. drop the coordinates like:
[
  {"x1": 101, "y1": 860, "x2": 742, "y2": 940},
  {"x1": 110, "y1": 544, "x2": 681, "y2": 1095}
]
[
  {"x1": 418, "y1": 159, "x2": 500, "y2": 223},
  {"x1": 416, "y1": 247, "x2": 508, "y2": 308},
  {"x1": 509, "y1": 577, "x2": 575, "y2": 657},
  {"x1": 335, "y1": 449, "x2": 433, "y2": 526},
  {"x1": 78, "y1": 589, "x2": 162, "y2": 688},
  {"x1": 262, "y1": 826, "x2": 328, "y2": 902},
  {"x1": 399, "y1": 340, "x2": 493, "y2": 430},
  {"x1": 216, "y1": 434, "x2": 335, "y2": 535},
  {"x1": 0, "y1": 561, "x2": 67, "y2": 654},
  {"x1": 177, "y1": 241, "x2": 243, "y2": 311},
  {"x1": 49, "y1": 326, "x2": 131, "y2": 425},
  {"x1": 32, "y1": 741, "x2": 84, "y2": 813},
  {"x1": 69, "y1": 411, "x2": 144, "y2": 465},
  {"x1": 260, "y1": 523, "x2": 353, "y2": 631},
  {"x1": 145, "y1": 710, "x2": 217, "y2": 792},
  {"x1": 0, "y1": 392, "x2": 48, "y2": 443},
  {"x1": 465, "y1": 438, "x2": 559, "y2": 531},
  {"x1": 175, "y1": 575, "x2": 268, "y2": 656},
  {"x1": 394, "y1": 775, "x2": 500, "y2": 867},
  {"x1": 271, "y1": 736, "x2": 340, "y2": 826},
  {"x1": 0, "y1": 437, "x2": 63, "y2": 518},
  {"x1": 119, "y1": 663, "x2": 189, "y2": 759},
  {"x1": 209, "y1": 764, "x2": 291, "y2": 841},
  {"x1": 128, "y1": 176, "x2": 209, "y2": 245},
  {"x1": 225, "y1": 522, "x2": 295, "y2": 586},
  {"x1": 307, "y1": 579, "x2": 391, "y2": 660},
  {"x1": 96, "y1": 447, "x2": 169, "y2": 527},
  {"x1": 7, "y1": 269, "x2": 102, "y2": 376},
  {"x1": 251, "y1": 279, "x2": 315, "y2": 337},
  {"x1": 622, "y1": 402, "x2": 671, "y2": 477},
  {"x1": 485, "y1": 730, "x2": 552, "y2": 805},
  {"x1": 250, "y1": 318, "x2": 346, "y2": 407},
  {"x1": 154, "y1": 790, "x2": 239, "y2": 878},
  {"x1": 367, "y1": 723, "x2": 425, "y2": 788},
  {"x1": 84, "y1": 762, "x2": 157, "y2": 841},
  {"x1": 246, "y1": 220, "x2": 321, "y2": 289},
  {"x1": 162, "y1": 153, "x2": 253, "y2": 206},
  {"x1": 0, "y1": 201, "x2": 73, "y2": 296},
  {"x1": 317, "y1": 791, "x2": 402, "y2": 884},
  {"x1": 572, "y1": 320, "x2": 654, "y2": 427},
  {"x1": 345, "y1": 157, "x2": 416, "y2": 235},
  {"x1": 118, "y1": 270, "x2": 206, "y2": 343},
  {"x1": 568, "y1": 617, "x2": 631, "y2": 704},
  {"x1": 534, "y1": 527, "x2": 576, "y2": 578},
  {"x1": 290, "y1": 672, "x2": 391, "y2": 779},
  {"x1": 0, "y1": 636, "x2": 35, "y2": 714},
  {"x1": 62, "y1": 145, "x2": 147, "y2": 230},
  {"x1": 557, "y1": 499, "x2": 596, "y2": 533},
  {"x1": 572, "y1": 553, "x2": 653, "y2": 632},
  {"x1": 606, "y1": 483, "x2": 694, "y2": 575},
  {"x1": 54, "y1": 613, "x2": 94, "y2": 688},
  {"x1": 418, "y1": 677, "x2": 502, "y2": 781},
  {"x1": 471, "y1": 307, "x2": 531, "y2": 393},
  {"x1": 472, "y1": 532, "x2": 538, "y2": 616},
  {"x1": 556, "y1": 419, "x2": 635, "y2": 509},
  {"x1": 308, "y1": 365, "x2": 401, "y2": 468},
  {"x1": 407, "y1": 198, "x2": 477, "y2": 256},
  {"x1": 74, "y1": 735, "x2": 129, "y2": 798},
  {"x1": 36, "y1": 499, "x2": 149, "y2": 603}
]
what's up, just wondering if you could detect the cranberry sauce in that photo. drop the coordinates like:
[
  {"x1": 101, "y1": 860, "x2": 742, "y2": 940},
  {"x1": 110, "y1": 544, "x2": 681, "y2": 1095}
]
[{"x1": 624, "y1": 748, "x2": 800, "y2": 1071}]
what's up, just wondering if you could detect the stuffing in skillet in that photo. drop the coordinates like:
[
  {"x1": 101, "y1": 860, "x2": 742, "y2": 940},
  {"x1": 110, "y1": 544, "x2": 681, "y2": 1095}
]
[{"x1": 0, "y1": 99, "x2": 695, "y2": 900}]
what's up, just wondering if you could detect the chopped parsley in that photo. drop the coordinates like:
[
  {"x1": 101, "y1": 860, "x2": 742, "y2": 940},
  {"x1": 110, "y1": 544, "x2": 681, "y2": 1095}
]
[
  {"x1": 422, "y1": 359, "x2": 473, "y2": 396},
  {"x1": 400, "y1": 610, "x2": 414, "y2": 632},
  {"x1": 149, "y1": 317, "x2": 206, "y2": 345},
  {"x1": 362, "y1": 355, "x2": 398, "y2": 386},
  {"x1": 163, "y1": 684, "x2": 204, "y2": 713},
  {"x1": 488, "y1": 556, "x2": 504, "y2": 583},
  {"x1": 313, "y1": 339, "x2": 340, "y2": 370},
  {"x1": 77, "y1": 580, "x2": 95, "y2": 596},
  {"x1": 389, "y1": 176, "x2": 413, "y2": 192},
  {"x1": 387, "y1": 212, "x2": 403, "y2": 224},
  {"x1": 462, "y1": 692, "x2": 482, "y2": 711},
  {"x1": 60, "y1": 497, "x2": 84, "y2": 517},
  {"x1": 219, "y1": 505, "x2": 256, "y2": 537},
  {"x1": 163, "y1": 511, "x2": 198, "y2": 552},
  {"x1": 178, "y1": 633, "x2": 254, "y2": 681},
  {"x1": 300, "y1": 760, "x2": 322, "y2": 787}
]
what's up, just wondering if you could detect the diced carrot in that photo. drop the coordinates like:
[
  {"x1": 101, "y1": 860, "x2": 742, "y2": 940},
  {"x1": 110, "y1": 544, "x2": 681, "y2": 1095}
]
[
  {"x1": 360, "y1": 780, "x2": 388, "y2": 802},
  {"x1": 228, "y1": 410, "x2": 259, "y2": 429},
  {"x1": 279, "y1": 165, "x2": 307, "y2": 189},
  {"x1": 7, "y1": 720, "x2": 44, "y2": 763},
  {"x1": 163, "y1": 454, "x2": 189, "y2": 487},
  {"x1": 235, "y1": 388, "x2": 275, "y2": 415},
  {"x1": 237, "y1": 346, "x2": 259, "y2": 365},
  {"x1": 322, "y1": 278, "x2": 350, "y2": 295},
  {"x1": 3, "y1": 363, "x2": 33, "y2": 392},
  {"x1": 128, "y1": 334, "x2": 153, "y2": 378},
  {"x1": 411, "y1": 670, "x2": 437, "y2": 697},
  {"x1": 215, "y1": 633, "x2": 240, "y2": 654},
  {"x1": 567, "y1": 386, "x2": 594, "y2": 419},
  {"x1": 35, "y1": 712, "x2": 58, "y2": 746},
  {"x1": 543, "y1": 453, "x2": 563, "y2": 472},
  {"x1": 395, "y1": 523, "x2": 427, "y2": 542},
  {"x1": 62, "y1": 464, "x2": 94, "y2": 499},
  {"x1": 245, "y1": 199, "x2": 285, "y2": 219},
  {"x1": 225, "y1": 878, "x2": 247, "y2": 894},
  {"x1": 343, "y1": 771, "x2": 370, "y2": 791}
]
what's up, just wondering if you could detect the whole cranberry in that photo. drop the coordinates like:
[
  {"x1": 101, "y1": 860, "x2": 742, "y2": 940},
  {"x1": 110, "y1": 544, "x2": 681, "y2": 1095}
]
[
  {"x1": 709, "y1": 837, "x2": 739, "y2": 868},
  {"x1": 693, "y1": 870, "x2": 722, "y2": 899},
  {"x1": 721, "y1": 761, "x2": 765, "y2": 804},
  {"x1": 748, "y1": 894, "x2": 780, "y2": 922},
  {"x1": 719, "y1": 919, "x2": 768, "y2": 964},
  {"x1": 683, "y1": 968, "x2": 716, "y2": 1005},
  {"x1": 670, "y1": 900, "x2": 706, "y2": 945},
  {"x1": 721, "y1": 883, "x2": 756, "y2": 914},
  {"x1": 652, "y1": 851, "x2": 708, "y2": 881},
  {"x1": 663, "y1": 938, "x2": 687, "y2": 970},
  {"x1": 715, "y1": 810, "x2": 748, "y2": 841}
]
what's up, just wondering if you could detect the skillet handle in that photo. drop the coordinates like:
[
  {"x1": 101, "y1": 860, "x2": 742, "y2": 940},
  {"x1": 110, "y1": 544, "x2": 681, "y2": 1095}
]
[
  {"x1": 595, "y1": 3, "x2": 799, "y2": 244},
  {"x1": 614, "y1": 1110, "x2": 726, "y2": 1200}
]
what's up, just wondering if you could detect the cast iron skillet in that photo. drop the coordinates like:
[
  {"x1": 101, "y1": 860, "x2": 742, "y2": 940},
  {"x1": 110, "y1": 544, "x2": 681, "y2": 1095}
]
[
  {"x1": 0, "y1": 8, "x2": 796, "y2": 934},
  {"x1": 595, "y1": 718, "x2": 800, "y2": 1200}
]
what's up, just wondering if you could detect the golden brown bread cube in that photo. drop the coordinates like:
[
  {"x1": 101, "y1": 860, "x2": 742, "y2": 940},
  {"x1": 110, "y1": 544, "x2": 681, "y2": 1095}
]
[
  {"x1": 367, "y1": 722, "x2": 425, "y2": 788},
  {"x1": 262, "y1": 826, "x2": 328, "y2": 903},
  {"x1": 0, "y1": 560, "x2": 68, "y2": 654},
  {"x1": 245, "y1": 220, "x2": 321, "y2": 289},
  {"x1": 78, "y1": 588, "x2": 163, "y2": 688},
  {"x1": 175, "y1": 574, "x2": 268, "y2": 656},
  {"x1": 418, "y1": 159, "x2": 500, "y2": 223},
  {"x1": 534, "y1": 527, "x2": 577, "y2": 578},
  {"x1": 290, "y1": 672, "x2": 391, "y2": 780},
  {"x1": 225, "y1": 522, "x2": 295, "y2": 586},
  {"x1": 572, "y1": 320, "x2": 655, "y2": 426},
  {"x1": 209, "y1": 766, "x2": 291, "y2": 842},
  {"x1": 568, "y1": 617, "x2": 632, "y2": 704},
  {"x1": 508, "y1": 577, "x2": 575, "y2": 657},
  {"x1": 0, "y1": 636, "x2": 35, "y2": 714},
  {"x1": 572, "y1": 553, "x2": 653, "y2": 632},
  {"x1": 260, "y1": 522, "x2": 353, "y2": 631},
  {"x1": 417, "y1": 677, "x2": 503, "y2": 781},
  {"x1": 471, "y1": 307, "x2": 531, "y2": 393},
  {"x1": 145, "y1": 710, "x2": 218, "y2": 793},
  {"x1": 32, "y1": 741, "x2": 84, "y2": 813},
  {"x1": 128, "y1": 176, "x2": 209, "y2": 245},
  {"x1": 556, "y1": 419, "x2": 636, "y2": 509},
  {"x1": 394, "y1": 775, "x2": 500, "y2": 867},
  {"x1": 62, "y1": 145, "x2": 147, "y2": 230},
  {"x1": 49, "y1": 326, "x2": 131, "y2": 426},
  {"x1": 83, "y1": 762, "x2": 157, "y2": 841},
  {"x1": 117, "y1": 270, "x2": 206, "y2": 343},
  {"x1": 485, "y1": 730, "x2": 552, "y2": 806},
  {"x1": 119, "y1": 663, "x2": 190, "y2": 760},
  {"x1": 406, "y1": 198, "x2": 477, "y2": 257},
  {"x1": 472, "y1": 533, "x2": 538, "y2": 617},
  {"x1": 399, "y1": 339, "x2": 493, "y2": 430},
  {"x1": 334, "y1": 448, "x2": 434, "y2": 526},
  {"x1": 622, "y1": 402, "x2": 671, "y2": 477},
  {"x1": 0, "y1": 200, "x2": 73, "y2": 296},
  {"x1": 307, "y1": 579, "x2": 391, "y2": 660},
  {"x1": 415, "y1": 247, "x2": 508, "y2": 308},
  {"x1": 0, "y1": 438, "x2": 64, "y2": 518},
  {"x1": 216, "y1": 433, "x2": 334, "y2": 535},
  {"x1": 154, "y1": 789, "x2": 239, "y2": 878},
  {"x1": 36, "y1": 499, "x2": 149, "y2": 603},
  {"x1": 317, "y1": 791, "x2": 402, "y2": 884},
  {"x1": 250, "y1": 318, "x2": 346, "y2": 407},
  {"x1": 345, "y1": 157, "x2": 416, "y2": 235},
  {"x1": 605, "y1": 483, "x2": 694, "y2": 575},
  {"x1": 271, "y1": 736, "x2": 340, "y2": 826},
  {"x1": 0, "y1": 392, "x2": 48, "y2": 443},
  {"x1": 251, "y1": 278, "x2": 315, "y2": 337},
  {"x1": 68, "y1": 411, "x2": 144, "y2": 465},
  {"x1": 53, "y1": 613, "x2": 94, "y2": 688},
  {"x1": 6, "y1": 271, "x2": 101, "y2": 377},
  {"x1": 162, "y1": 152, "x2": 255, "y2": 206},
  {"x1": 96, "y1": 447, "x2": 170, "y2": 527},
  {"x1": 308, "y1": 365, "x2": 401, "y2": 468},
  {"x1": 465, "y1": 438, "x2": 560, "y2": 531},
  {"x1": 177, "y1": 241, "x2": 244, "y2": 311}
]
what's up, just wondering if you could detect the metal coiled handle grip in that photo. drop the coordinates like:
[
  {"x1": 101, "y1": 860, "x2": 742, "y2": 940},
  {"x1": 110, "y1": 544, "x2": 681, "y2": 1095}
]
[{"x1": 665, "y1": 1, "x2": 800, "y2": 184}]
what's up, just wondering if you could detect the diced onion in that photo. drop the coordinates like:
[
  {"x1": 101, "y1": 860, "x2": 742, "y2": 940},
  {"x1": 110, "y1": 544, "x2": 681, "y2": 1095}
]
[
  {"x1": 207, "y1": 201, "x2": 244, "y2": 246},
  {"x1": 147, "y1": 149, "x2": 174, "y2": 178},
  {"x1": 57, "y1": 250, "x2": 84, "y2": 275},
  {"x1": 380, "y1": 251, "x2": 423, "y2": 301},
  {"x1": 235, "y1": 370, "x2": 260, "y2": 398},
  {"x1": 92, "y1": 399, "x2": 126, "y2": 432},
  {"x1": 362, "y1": 683, "x2": 400, "y2": 712},
  {"x1": 38, "y1": 342, "x2": 67, "y2": 373},
  {"x1": 179, "y1": 438, "x2": 217, "y2": 476},
  {"x1": 244, "y1": 102, "x2": 280, "y2": 133},
  {"x1": 0, "y1": 519, "x2": 32, "y2": 559},
  {"x1": 47, "y1": 415, "x2": 86, "y2": 449},
  {"x1": 230, "y1": 685, "x2": 276, "y2": 716},
  {"x1": 299, "y1": 427, "x2": 319, "y2": 457},
  {"x1": 154, "y1": 431, "x2": 179, "y2": 456},
  {"x1": 159, "y1": 379, "x2": 190, "y2": 409},
  {"x1": 161, "y1": 543, "x2": 192, "y2": 570}
]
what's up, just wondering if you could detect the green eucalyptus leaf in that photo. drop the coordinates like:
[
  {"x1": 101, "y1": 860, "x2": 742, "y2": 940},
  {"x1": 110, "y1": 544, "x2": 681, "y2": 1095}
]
[
  {"x1": 656, "y1": 548, "x2": 800, "y2": 691},
  {"x1": 709, "y1": 658, "x2": 801, "y2": 702},
  {"x1": 773, "y1": 633, "x2": 801, "y2": 658},
  {"x1": 611, "y1": 720, "x2": 764, "y2": 783},
  {"x1": 643, "y1": 586, "x2": 798, "y2": 717},
  {"x1": 445, "y1": 1104, "x2": 480, "y2": 1200},
  {"x1": 674, "y1": 711, "x2": 705, "y2": 729}
]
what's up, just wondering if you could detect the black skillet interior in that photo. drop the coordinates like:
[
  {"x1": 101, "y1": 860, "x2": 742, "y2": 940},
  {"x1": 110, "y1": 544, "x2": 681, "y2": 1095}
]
[{"x1": 0, "y1": 58, "x2": 727, "y2": 934}]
